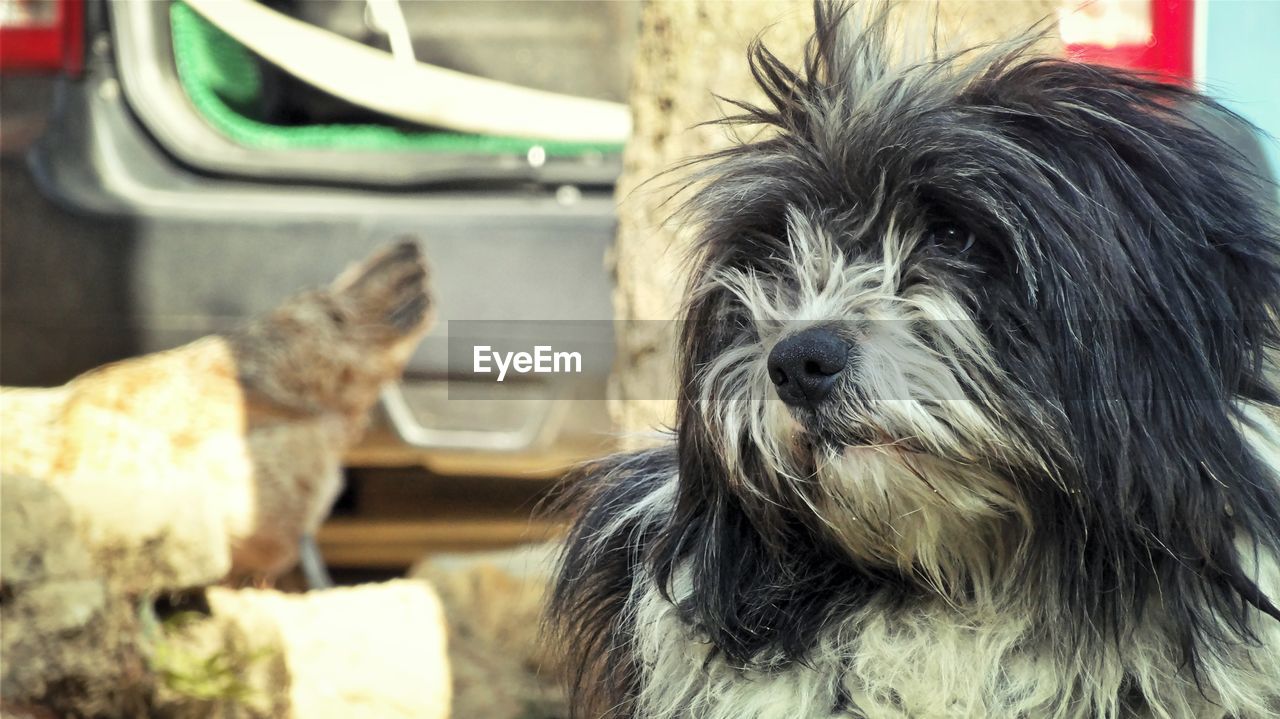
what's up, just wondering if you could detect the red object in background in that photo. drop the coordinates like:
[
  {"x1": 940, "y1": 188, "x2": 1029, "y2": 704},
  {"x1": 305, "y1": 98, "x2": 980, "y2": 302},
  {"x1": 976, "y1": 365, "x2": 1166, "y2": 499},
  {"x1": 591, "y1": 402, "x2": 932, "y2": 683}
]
[
  {"x1": 0, "y1": 0, "x2": 84, "y2": 75},
  {"x1": 1064, "y1": 0, "x2": 1194, "y2": 84}
]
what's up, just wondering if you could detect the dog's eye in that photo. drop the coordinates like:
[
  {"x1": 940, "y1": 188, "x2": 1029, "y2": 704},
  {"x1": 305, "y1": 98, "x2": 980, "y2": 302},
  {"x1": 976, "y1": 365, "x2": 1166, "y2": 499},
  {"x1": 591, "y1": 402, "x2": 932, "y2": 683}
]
[{"x1": 926, "y1": 223, "x2": 976, "y2": 254}]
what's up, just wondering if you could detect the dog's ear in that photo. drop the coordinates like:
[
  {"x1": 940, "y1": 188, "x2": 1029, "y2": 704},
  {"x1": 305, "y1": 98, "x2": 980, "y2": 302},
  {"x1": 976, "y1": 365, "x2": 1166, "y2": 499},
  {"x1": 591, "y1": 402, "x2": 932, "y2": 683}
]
[
  {"x1": 547, "y1": 448, "x2": 678, "y2": 719},
  {"x1": 959, "y1": 57, "x2": 1280, "y2": 423},
  {"x1": 967, "y1": 57, "x2": 1280, "y2": 662},
  {"x1": 969, "y1": 59, "x2": 1280, "y2": 348}
]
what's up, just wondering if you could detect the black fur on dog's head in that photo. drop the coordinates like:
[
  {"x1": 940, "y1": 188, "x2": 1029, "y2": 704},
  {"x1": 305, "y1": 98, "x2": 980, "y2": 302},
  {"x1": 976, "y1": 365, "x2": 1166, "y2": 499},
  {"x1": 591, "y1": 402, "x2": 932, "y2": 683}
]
[{"x1": 552, "y1": 3, "x2": 1280, "y2": 715}]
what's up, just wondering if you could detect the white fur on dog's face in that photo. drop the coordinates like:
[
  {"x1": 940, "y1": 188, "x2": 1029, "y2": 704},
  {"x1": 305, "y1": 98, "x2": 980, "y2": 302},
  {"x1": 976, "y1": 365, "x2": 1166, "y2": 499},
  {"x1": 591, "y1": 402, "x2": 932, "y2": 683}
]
[{"x1": 694, "y1": 207, "x2": 1039, "y2": 590}]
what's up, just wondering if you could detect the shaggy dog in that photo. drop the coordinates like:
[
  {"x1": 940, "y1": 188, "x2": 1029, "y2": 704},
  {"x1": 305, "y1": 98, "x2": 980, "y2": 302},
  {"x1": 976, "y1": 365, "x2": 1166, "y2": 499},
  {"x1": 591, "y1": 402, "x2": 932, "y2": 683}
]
[{"x1": 550, "y1": 4, "x2": 1280, "y2": 718}]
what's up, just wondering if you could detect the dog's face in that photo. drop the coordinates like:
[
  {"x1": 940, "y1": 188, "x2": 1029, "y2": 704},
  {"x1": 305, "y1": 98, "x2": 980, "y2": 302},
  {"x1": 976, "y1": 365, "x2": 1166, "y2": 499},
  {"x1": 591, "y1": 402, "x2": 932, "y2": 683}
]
[
  {"x1": 676, "y1": 7, "x2": 1280, "y2": 597},
  {"x1": 694, "y1": 210, "x2": 1033, "y2": 586}
]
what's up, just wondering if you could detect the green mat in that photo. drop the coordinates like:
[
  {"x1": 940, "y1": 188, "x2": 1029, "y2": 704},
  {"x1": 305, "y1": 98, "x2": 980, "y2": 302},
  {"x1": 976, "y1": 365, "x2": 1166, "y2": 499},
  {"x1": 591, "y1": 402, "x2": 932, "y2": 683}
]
[{"x1": 169, "y1": 1, "x2": 623, "y2": 156}]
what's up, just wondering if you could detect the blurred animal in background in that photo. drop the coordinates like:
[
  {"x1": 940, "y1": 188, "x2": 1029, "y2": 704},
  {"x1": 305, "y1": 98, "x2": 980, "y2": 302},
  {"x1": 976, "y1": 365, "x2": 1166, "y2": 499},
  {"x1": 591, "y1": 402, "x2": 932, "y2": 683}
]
[
  {"x1": 1, "y1": 241, "x2": 433, "y2": 585},
  {"x1": 551, "y1": 4, "x2": 1280, "y2": 719}
]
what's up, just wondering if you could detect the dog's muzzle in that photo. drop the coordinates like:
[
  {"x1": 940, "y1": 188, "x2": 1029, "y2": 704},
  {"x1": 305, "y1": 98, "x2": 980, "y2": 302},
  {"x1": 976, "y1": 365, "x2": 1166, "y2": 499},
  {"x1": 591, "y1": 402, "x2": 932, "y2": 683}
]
[{"x1": 767, "y1": 327, "x2": 852, "y2": 408}]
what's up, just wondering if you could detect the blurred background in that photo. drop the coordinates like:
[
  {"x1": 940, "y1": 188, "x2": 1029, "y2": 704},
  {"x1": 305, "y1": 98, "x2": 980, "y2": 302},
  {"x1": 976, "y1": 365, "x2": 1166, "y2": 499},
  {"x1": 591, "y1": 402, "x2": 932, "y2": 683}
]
[
  {"x1": 4, "y1": 0, "x2": 1274, "y2": 581},
  {"x1": 1, "y1": 1, "x2": 1277, "y2": 717},
  {"x1": 3, "y1": 0, "x2": 640, "y2": 581}
]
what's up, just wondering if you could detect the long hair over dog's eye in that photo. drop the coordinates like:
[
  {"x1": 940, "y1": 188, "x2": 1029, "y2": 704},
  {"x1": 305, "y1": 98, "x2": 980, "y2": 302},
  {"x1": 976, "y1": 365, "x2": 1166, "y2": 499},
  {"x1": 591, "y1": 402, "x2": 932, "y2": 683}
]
[{"x1": 925, "y1": 221, "x2": 976, "y2": 254}]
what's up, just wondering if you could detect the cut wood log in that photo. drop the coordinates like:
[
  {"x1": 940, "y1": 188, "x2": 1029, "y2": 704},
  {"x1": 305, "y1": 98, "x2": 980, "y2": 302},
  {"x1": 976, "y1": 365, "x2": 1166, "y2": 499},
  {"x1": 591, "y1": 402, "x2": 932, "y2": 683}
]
[
  {"x1": 153, "y1": 581, "x2": 451, "y2": 718},
  {"x1": 0, "y1": 474, "x2": 151, "y2": 716}
]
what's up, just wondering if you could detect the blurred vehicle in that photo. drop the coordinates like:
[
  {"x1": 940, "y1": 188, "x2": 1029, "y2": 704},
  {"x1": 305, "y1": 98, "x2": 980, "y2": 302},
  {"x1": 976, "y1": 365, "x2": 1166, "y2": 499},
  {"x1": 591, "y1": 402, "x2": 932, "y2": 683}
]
[
  {"x1": 2, "y1": 0, "x2": 638, "y2": 569},
  {"x1": 1, "y1": 0, "x2": 635, "y2": 480}
]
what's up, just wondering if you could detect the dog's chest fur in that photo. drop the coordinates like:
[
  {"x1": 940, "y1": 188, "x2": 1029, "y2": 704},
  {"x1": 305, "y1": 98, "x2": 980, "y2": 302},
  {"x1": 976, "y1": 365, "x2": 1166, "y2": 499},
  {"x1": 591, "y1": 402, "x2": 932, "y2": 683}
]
[
  {"x1": 618, "y1": 427, "x2": 1280, "y2": 719},
  {"x1": 630, "y1": 555, "x2": 1280, "y2": 719}
]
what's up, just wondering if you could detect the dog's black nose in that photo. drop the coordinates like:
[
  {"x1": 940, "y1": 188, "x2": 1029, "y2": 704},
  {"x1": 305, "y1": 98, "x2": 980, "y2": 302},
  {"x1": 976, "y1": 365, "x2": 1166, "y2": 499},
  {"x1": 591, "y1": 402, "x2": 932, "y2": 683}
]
[{"x1": 767, "y1": 327, "x2": 851, "y2": 407}]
